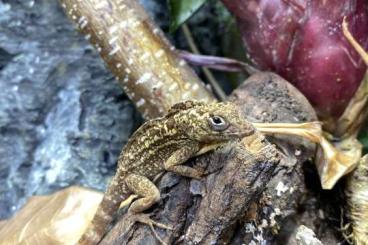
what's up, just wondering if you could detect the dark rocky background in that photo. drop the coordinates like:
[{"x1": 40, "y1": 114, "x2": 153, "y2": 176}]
[{"x1": 0, "y1": 0, "x2": 228, "y2": 219}]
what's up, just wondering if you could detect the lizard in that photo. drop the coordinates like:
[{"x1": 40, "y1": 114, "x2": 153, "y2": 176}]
[{"x1": 78, "y1": 100, "x2": 255, "y2": 245}]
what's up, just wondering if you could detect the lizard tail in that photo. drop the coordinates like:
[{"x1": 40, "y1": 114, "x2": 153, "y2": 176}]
[{"x1": 78, "y1": 175, "x2": 130, "y2": 245}]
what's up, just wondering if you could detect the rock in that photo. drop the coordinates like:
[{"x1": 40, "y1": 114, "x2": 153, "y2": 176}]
[
  {"x1": 296, "y1": 225, "x2": 323, "y2": 245},
  {"x1": 0, "y1": 0, "x2": 139, "y2": 219}
]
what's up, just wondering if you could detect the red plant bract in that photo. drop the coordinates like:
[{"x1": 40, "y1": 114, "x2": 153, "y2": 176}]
[{"x1": 222, "y1": 0, "x2": 368, "y2": 118}]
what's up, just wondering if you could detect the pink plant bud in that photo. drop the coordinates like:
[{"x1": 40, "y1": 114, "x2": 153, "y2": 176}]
[{"x1": 222, "y1": 0, "x2": 368, "y2": 118}]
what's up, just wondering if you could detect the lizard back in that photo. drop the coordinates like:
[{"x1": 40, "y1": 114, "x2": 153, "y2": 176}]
[{"x1": 117, "y1": 116, "x2": 190, "y2": 179}]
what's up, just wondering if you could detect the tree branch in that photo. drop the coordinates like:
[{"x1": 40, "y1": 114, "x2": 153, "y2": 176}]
[{"x1": 60, "y1": 0, "x2": 215, "y2": 119}]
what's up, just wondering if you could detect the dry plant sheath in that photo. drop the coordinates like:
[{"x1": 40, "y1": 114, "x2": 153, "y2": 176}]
[
  {"x1": 253, "y1": 121, "x2": 361, "y2": 189},
  {"x1": 59, "y1": 0, "x2": 215, "y2": 119},
  {"x1": 335, "y1": 17, "x2": 368, "y2": 138}
]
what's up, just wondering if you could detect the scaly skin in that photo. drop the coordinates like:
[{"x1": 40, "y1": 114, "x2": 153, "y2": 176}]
[{"x1": 78, "y1": 101, "x2": 255, "y2": 244}]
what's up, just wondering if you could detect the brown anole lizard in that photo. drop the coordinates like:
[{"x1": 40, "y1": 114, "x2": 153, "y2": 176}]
[{"x1": 78, "y1": 101, "x2": 255, "y2": 244}]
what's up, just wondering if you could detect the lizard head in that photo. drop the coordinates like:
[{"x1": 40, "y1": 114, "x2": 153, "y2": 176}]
[{"x1": 174, "y1": 101, "x2": 255, "y2": 143}]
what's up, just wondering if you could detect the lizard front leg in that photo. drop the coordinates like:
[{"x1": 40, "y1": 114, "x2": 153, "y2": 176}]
[
  {"x1": 164, "y1": 144, "x2": 202, "y2": 179},
  {"x1": 124, "y1": 173, "x2": 173, "y2": 244}
]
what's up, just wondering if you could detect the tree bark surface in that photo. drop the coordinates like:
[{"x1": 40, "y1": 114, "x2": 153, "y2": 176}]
[{"x1": 60, "y1": 0, "x2": 215, "y2": 119}]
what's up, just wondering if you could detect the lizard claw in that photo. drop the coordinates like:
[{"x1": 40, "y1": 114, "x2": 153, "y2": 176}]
[
  {"x1": 128, "y1": 213, "x2": 173, "y2": 245},
  {"x1": 133, "y1": 213, "x2": 174, "y2": 230}
]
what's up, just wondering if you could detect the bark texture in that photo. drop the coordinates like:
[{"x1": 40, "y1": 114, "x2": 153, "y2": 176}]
[
  {"x1": 230, "y1": 73, "x2": 340, "y2": 244},
  {"x1": 60, "y1": 0, "x2": 214, "y2": 119}
]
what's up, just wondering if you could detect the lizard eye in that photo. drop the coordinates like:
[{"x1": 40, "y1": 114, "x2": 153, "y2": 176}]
[{"x1": 208, "y1": 116, "x2": 229, "y2": 131}]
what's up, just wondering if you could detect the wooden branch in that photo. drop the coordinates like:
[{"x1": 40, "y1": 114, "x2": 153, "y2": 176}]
[
  {"x1": 183, "y1": 134, "x2": 279, "y2": 244},
  {"x1": 229, "y1": 73, "x2": 339, "y2": 244},
  {"x1": 60, "y1": 0, "x2": 215, "y2": 119}
]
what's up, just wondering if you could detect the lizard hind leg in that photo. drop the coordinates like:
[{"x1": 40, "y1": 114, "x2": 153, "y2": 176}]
[{"x1": 125, "y1": 173, "x2": 173, "y2": 245}]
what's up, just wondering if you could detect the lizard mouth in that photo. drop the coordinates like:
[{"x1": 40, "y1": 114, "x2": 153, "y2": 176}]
[
  {"x1": 235, "y1": 126, "x2": 255, "y2": 138},
  {"x1": 226, "y1": 129, "x2": 254, "y2": 138},
  {"x1": 244, "y1": 127, "x2": 255, "y2": 136}
]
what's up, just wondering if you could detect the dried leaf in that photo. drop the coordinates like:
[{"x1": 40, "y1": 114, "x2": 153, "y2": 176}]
[{"x1": 0, "y1": 186, "x2": 102, "y2": 245}]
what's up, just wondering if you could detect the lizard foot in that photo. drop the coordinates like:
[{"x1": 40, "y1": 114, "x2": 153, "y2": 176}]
[{"x1": 129, "y1": 213, "x2": 173, "y2": 245}]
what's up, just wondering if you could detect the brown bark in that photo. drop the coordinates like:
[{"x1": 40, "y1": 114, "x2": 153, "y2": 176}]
[
  {"x1": 60, "y1": 0, "x2": 214, "y2": 119},
  {"x1": 229, "y1": 73, "x2": 340, "y2": 244}
]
